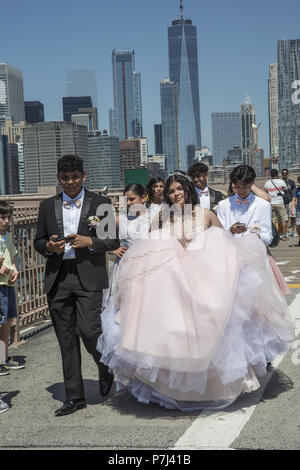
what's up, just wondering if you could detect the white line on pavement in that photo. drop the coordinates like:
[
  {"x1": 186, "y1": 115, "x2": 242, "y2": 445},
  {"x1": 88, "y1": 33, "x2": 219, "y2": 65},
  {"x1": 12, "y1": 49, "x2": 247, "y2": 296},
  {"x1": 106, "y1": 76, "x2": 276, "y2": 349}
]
[{"x1": 173, "y1": 291, "x2": 300, "y2": 450}]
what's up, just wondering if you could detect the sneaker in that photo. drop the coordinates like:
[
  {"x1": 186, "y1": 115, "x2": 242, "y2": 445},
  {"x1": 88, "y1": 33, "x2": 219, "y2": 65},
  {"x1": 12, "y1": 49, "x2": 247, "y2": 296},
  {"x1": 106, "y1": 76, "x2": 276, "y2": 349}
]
[
  {"x1": 0, "y1": 364, "x2": 10, "y2": 376},
  {"x1": 0, "y1": 398, "x2": 9, "y2": 413},
  {"x1": 5, "y1": 357, "x2": 25, "y2": 370},
  {"x1": 293, "y1": 232, "x2": 298, "y2": 237}
]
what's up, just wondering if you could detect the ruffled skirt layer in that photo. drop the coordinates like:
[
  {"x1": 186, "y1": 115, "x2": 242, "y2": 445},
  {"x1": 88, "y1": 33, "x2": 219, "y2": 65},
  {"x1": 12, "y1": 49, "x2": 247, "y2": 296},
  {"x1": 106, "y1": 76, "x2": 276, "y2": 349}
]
[{"x1": 97, "y1": 227, "x2": 294, "y2": 410}]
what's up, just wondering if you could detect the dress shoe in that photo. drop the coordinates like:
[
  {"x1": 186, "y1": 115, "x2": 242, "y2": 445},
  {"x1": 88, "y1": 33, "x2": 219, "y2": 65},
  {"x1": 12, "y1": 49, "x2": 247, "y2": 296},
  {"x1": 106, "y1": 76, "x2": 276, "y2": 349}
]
[
  {"x1": 99, "y1": 372, "x2": 114, "y2": 397},
  {"x1": 55, "y1": 399, "x2": 86, "y2": 416}
]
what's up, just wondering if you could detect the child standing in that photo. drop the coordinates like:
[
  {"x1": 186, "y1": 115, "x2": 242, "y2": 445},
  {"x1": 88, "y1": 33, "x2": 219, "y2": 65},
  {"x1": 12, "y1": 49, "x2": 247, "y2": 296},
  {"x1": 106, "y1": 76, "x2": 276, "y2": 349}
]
[{"x1": 0, "y1": 201, "x2": 23, "y2": 380}]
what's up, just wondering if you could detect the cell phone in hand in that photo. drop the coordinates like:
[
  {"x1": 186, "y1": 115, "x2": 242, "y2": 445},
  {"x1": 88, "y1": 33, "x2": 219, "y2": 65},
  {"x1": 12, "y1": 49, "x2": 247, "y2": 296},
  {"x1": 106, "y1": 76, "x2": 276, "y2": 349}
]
[
  {"x1": 236, "y1": 223, "x2": 246, "y2": 229},
  {"x1": 55, "y1": 237, "x2": 65, "y2": 242},
  {"x1": 64, "y1": 235, "x2": 76, "y2": 243}
]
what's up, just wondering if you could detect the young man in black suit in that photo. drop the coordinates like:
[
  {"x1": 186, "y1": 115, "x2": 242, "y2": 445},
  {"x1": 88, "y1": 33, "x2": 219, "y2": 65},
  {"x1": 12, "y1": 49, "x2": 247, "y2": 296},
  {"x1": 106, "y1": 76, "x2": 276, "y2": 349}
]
[
  {"x1": 188, "y1": 162, "x2": 225, "y2": 213},
  {"x1": 34, "y1": 155, "x2": 119, "y2": 416}
]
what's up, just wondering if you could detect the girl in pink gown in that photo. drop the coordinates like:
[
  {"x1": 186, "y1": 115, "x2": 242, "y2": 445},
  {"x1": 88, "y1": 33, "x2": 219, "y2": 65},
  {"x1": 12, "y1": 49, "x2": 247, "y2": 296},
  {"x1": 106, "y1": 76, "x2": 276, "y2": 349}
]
[{"x1": 98, "y1": 172, "x2": 295, "y2": 410}]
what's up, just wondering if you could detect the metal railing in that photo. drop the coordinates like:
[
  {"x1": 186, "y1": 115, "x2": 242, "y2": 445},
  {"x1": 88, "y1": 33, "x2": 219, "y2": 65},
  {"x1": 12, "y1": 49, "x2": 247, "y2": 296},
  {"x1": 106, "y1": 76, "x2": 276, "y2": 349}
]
[{"x1": 1, "y1": 191, "x2": 122, "y2": 344}]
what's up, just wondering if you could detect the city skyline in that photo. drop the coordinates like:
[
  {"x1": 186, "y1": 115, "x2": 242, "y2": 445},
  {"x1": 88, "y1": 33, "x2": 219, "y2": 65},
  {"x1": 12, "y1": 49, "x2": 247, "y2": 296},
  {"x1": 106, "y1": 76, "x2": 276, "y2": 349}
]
[{"x1": 1, "y1": 0, "x2": 300, "y2": 159}]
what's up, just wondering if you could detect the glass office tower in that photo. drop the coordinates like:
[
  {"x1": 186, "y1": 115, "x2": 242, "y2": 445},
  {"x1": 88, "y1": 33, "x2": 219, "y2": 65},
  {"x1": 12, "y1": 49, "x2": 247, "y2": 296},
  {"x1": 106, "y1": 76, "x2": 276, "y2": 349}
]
[
  {"x1": 87, "y1": 131, "x2": 121, "y2": 189},
  {"x1": 66, "y1": 69, "x2": 98, "y2": 109},
  {"x1": 62, "y1": 96, "x2": 93, "y2": 122},
  {"x1": 277, "y1": 39, "x2": 300, "y2": 170},
  {"x1": 0, "y1": 63, "x2": 25, "y2": 128},
  {"x1": 240, "y1": 99, "x2": 256, "y2": 165},
  {"x1": 160, "y1": 79, "x2": 178, "y2": 173},
  {"x1": 133, "y1": 71, "x2": 143, "y2": 138},
  {"x1": 168, "y1": 9, "x2": 201, "y2": 171},
  {"x1": 112, "y1": 50, "x2": 142, "y2": 141},
  {"x1": 212, "y1": 112, "x2": 241, "y2": 165},
  {"x1": 25, "y1": 101, "x2": 45, "y2": 123}
]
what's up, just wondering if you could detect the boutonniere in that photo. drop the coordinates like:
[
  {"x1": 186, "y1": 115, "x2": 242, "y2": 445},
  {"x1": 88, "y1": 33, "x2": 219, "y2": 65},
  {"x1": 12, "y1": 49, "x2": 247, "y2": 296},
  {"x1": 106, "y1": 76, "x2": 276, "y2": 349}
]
[{"x1": 87, "y1": 215, "x2": 100, "y2": 230}]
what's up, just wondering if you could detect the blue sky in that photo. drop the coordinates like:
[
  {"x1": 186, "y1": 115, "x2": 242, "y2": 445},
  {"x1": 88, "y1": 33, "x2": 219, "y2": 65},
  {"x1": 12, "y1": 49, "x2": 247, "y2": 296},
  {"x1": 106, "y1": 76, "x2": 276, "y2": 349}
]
[{"x1": 2, "y1": 0, "x2": 300, "y2": 158}]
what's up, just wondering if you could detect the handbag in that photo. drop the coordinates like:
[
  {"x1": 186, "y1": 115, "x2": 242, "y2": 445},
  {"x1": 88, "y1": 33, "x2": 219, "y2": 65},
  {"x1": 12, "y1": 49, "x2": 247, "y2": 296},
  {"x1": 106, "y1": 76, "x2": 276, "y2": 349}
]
[
  {"x1": 271, "y1": 180, "x2": 292, "y2": 205},
  {"x1": 269, "y1": 222, "x2": 280, "y2": 248}
]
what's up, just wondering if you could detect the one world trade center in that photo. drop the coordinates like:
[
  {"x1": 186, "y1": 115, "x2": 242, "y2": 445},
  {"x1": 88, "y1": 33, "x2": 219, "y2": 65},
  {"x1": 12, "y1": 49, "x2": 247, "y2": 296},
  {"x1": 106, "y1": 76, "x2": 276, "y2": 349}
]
[{"x1": 168, "y1": 1, "x2": 202, "y2": 172}]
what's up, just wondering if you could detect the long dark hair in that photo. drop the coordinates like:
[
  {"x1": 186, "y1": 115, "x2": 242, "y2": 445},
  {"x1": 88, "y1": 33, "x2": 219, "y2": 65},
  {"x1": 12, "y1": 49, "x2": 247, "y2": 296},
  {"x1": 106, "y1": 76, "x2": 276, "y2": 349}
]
[
  {"x1": 123, "y1": 183, "x2": 146, "y2": 198},
  {"x1": 146, "y1": 177, "x2": 164, "y2": 208},
  {"x1": 164, "y1": 171, "x2": 198, "y2": 208}
]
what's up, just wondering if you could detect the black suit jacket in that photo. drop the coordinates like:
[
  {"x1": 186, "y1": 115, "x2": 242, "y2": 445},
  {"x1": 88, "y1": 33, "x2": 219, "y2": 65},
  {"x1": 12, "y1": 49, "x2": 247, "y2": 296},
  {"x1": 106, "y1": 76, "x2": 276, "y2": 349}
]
[
  {"x1": 34, "y1": 189, "x2": 119, "y2": 293},
  {"x1": 208, "y1": 187, "x2": 225, "y2": 212}
]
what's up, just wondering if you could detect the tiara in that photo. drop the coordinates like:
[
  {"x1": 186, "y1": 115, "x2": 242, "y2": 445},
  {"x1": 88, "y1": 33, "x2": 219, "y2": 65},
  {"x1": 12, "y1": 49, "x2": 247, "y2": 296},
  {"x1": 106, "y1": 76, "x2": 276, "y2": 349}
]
[{"x1": 167, "y1": 171, "x2": 192, "y2": 182}]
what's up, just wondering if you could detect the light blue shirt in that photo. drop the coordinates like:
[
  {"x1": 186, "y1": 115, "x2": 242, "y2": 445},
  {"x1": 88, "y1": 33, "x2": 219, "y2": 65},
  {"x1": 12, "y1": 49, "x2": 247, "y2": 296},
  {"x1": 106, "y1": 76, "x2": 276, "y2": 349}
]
[{"x1": 62, "y1": 187, "x2": 84, "y2": 260}]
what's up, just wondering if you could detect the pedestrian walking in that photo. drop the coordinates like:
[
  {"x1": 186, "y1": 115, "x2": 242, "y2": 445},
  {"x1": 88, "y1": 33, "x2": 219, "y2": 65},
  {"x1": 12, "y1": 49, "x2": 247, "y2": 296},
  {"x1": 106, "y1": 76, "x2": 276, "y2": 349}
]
[
  {"x1": 292, "y1": 175, "x2": 300, "y2": 247},
  {"x1": 34, "y1": 154, "x2": 119, "y2": 416},
  {"x1": 281, "y1": 169, "x2": 297, "y2": 237},
  {"x1": 264, "y1": 169, "x2": 289, "y2": 240}
]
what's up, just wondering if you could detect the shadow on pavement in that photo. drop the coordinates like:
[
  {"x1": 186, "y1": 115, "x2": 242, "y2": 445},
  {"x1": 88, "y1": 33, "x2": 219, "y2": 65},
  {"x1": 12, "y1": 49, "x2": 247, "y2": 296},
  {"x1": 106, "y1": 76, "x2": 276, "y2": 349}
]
[
  {"x1": 105, "y1": 388, "x2": 202, "y2": 419},
  {"x1": 44, "y1": 367, "x2": 293, "y2": 419},
  {"x1": 47, "y1": 379, "x2": 114, "y2": 406},
  {"x1": 0, "y1": 390, "x2": 19, "y2": 407},
  {"x1": 260, "y1": 368, "x2": 294, "y2": 401}
]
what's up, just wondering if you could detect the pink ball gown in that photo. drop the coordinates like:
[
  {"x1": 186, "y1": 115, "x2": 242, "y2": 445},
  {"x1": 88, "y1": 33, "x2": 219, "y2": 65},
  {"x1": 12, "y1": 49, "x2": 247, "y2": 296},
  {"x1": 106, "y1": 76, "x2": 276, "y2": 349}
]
[{"x1": 97, "y1": 207, "x2": 295, "y2": 410}]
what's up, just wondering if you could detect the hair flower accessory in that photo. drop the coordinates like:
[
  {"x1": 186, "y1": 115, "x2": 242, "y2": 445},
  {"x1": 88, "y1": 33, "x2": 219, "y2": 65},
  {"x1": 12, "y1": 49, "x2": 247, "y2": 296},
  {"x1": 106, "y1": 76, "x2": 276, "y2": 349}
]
[{"x1": 87, "y1": 215, "x2": 100, "y2": 230}]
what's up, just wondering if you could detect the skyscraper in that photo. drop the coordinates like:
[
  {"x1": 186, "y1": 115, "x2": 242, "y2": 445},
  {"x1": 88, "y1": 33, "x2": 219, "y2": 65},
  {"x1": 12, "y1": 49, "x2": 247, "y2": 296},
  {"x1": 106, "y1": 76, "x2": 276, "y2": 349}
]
[
  {"x1": 112, "y1": 49, "x2": 143, "y2": 141},
  {"x1": 268, "y1": 64, "x2": 279, "y2": 159},
  {"x1": 211, "y1": 112, "x2": 241, "y2": 166},
  {"x1": 23, "y1": 121, "x2": 88, "y2": 193},
  {"x1": 160, "y1": 79, "x2": 178, "y2": 173},
  {"x1": 87, "y1": 131, "x2": 121, "y2": 190},
  {"x1": 168, "y1": 1, "x2": 201, "y2": 171},
  {"x1": 154, "y1": 124, "x2": 163, "y2": 155},
  {"x1": 62, "y1": 96, "x2": 93, "y2": 122},
  {"x1": 109, "y1": 108, "x2": 118, "y2": 137},
  {"x1": 6, "y1": 143, "x2": 20, "y2": 194},
  {"x1": 277, "y1": 39, "x2": 300, "y2": 169},
  {"x1": 133, "y1": 71, "x2": 143, "y2": 138},
  {"x1": 25, "y1": 101, "x2": 45, "y2": 123},
  {"x1": 66, "y1": 69, "x2": 98, "y2": 108},
  {"x1": 71, "y1": 114, "x2": 92, "y2": 130},
  {"x1": 119, "y1": 138, "x2": 141, "y2": 184},
  {"x1": 16, "y1": 141, "x2": 25, "y2": 193},
  {"x1": 0, "y1": 136, "x2": 20, "y2": 194},
  {"x1": 77, "y1": 107, "x2": 98, "y2": 130},
  {"x1": 0, "y1": 63, "x2": 25, "y2": 128},
  {"x1": 240, "y1": 98, "x2": 256, "y2": 165}
]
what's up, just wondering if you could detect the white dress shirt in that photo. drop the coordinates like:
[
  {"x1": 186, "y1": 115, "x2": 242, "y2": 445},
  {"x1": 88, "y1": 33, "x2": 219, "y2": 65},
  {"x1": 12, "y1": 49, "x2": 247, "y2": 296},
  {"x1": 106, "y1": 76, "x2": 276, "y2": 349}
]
[
  {"x1": 62, "y1": 187, "x2": 84, "y2": 259},
  {"x1": 217, "y1": 193, "x2": 273, "y2": 246},
  {"x1": 196, "y1": 186, "x2": 211, "y2": 210}
]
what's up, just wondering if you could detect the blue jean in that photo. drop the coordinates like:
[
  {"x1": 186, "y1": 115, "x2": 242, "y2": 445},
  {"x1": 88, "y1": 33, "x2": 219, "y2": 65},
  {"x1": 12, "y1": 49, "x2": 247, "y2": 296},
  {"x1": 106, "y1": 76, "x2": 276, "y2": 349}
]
[{"x1": 0, "y1": 285, "x2": 17, "y2": 325}]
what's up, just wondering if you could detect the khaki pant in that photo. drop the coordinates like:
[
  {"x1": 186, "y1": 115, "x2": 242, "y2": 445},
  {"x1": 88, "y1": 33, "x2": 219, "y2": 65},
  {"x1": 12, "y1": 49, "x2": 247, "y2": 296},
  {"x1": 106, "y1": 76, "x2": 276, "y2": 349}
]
[{"x1": 271, "y1": 203, "x2": 288, "y2": 224}]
